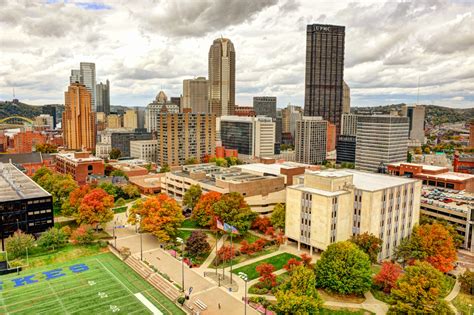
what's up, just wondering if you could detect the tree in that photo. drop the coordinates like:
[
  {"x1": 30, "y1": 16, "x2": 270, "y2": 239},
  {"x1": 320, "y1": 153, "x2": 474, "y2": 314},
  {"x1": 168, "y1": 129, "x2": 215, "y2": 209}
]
[
  {"x1": 271, "y1": 203, "x2": 285, "y2": 230},
  {"x1": 110, "y1": 169, "x2": 128, "y2": 179},
  {"x1": 252, "y1": 216, "x2": 272, "y2": 233},
  {"x1": 159, "y1": 163, "x2": 170, "y2": 173},
  {"x1": 109, "y1": 148, "x2": 121, "y2": 159},
  {"x1": 191, "y1": 191, "x2": 221, "y2": 227},
  {"x1": 239, "y1": 240, "x2": 254, "y2": 255},
  {"x1": 128, "y1": 194, "x2": 184, "y2": 242},
  {"x1": 217, "y1": 245, "x2": 235, "y2": 262},
  {"x1": 33, "y1": 170, "x2": 78, "y2": 207},
  {"x1": 212, "y1": 192, "x2": 256, "y2": 233},
  {"x1": 214, "y1": 158, "x2": 228, "y2": 167},
  {"x1": 300, "y1": 253, "x2": 312, "y2": 269},
  {"x1": 185, "y1": 231, "x2": 210, "y2": 258},
  {"x1": 458, "y1": 269, "x2": 474, "y2": 295},
  {"x1": 70, "y1": 225, "x2": 95, "y2": 244},
  {"x1": 98, "y1": 182, "x2": 121, "y2": 199},
  {"x1": 37, "y1": 227, "x2": 68, "y2": 250},
  {"x1": 373, "y1": 261, "x2": 402, "y2": 293},
  {"x1": 275, "y1": 265, "x2": 323, "y2": 314},
  {"x1": 184, "y1": 157, "x2": 198, "y2": 165},
  {"x1": 5, "y1": 231, "x2": 35, "y2": 259},
  {"x1": 284, "y1": 258, "x2": 302, "y2": 271},
  {"x1": 256, "y1": 263, "x2": 276, "y2": 287},
  {"x1": 424, "y1": 147, "x2": 431, "y2": 154},
  {"x1": 395, "y1": 223, "x2": 457, "y2": 272},
  {"x1": 62, "y1": 185, "x2": 92, "y2": 216},
  {"x1": 315, "y1": 241, "x2": 372, "y2": 295},
  {"x1": 35, "y1": 143, "x2": 58, "y2": 153},
  {"x1": 183, "y1": 184, "x2": 202, "y2": 211},
  {"x1": 389, "y1": 261, "x2": 454, "y2": 314},
  {"x1": 77, "y1": 188, "x2": 115, "y2": 230},
  {"x1": 122, "y1": 184, "x2": 140, "y2": 199},
  {"x1": 350, "y1": 232, "x2": 383, "y2": 263},
  {"x1": 32, "y1": 166, "x2": 53, "y2": 183}
]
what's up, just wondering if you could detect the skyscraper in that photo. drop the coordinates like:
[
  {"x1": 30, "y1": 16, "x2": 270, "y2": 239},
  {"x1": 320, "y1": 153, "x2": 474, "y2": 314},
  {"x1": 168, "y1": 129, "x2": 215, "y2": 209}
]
[
  {"x1": 123, "y1": 109, "x2": 138, "y2": 129},
  {"x1": 96, "y1": 80, "x2": 110, "y2": 114},
  {"x1": 253, "y1": 96, "x2": 277, "y2": 118},
  {"x1": 63, "y1": 82, "x2": 96, "y2": 151},
  {"x1": 208, "y1": 38, "x2": 235, "y2": 116},
  {"x1": 69, "y1": 69, "x2": 81, "y2": 84},
  {"x1": 304, "y1": 24, "x2": 345, "y2": 136},
  {"x1": 401, "y1": 105, "x2": 425, "y2": 145},
  {"x1": 343, "y1": 81, "x2": 351, "y2": 114},
  {"x1": 295, "y1": 116, "x2": 328, "y2": 164},
  {"x1": 182, "y1": 77, "x2": 209, "y2": 113},
  {"x1": 80, "y1": 62, "x2": 96, "y2": 112}
]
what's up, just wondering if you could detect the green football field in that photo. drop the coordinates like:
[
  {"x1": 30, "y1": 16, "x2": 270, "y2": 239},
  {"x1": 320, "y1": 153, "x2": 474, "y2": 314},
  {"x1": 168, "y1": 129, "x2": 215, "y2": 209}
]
[{"x1": 0, "y1": 252, "x2": 185, "y2": 314}]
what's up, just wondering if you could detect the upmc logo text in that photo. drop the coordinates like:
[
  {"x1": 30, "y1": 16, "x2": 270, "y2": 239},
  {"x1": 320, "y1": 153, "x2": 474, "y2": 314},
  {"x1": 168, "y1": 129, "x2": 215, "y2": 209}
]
[
  {"x1": 0, "y1": 263, "x2": 89, "y2": 290},
  {"x1": 313, "y1": 26, "x2": 331, "y2": 32}
]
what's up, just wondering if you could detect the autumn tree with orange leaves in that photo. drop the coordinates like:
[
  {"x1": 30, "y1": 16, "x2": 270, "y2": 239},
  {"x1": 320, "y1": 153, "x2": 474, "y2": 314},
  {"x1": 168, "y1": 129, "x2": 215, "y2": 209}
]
[
  {"x1": 128, "y1": 194, "x2": 184, "y2": 242},
  {"x1": 191, "y1": 191, "x2": 221, "y2": 228},
  {"x1": 373, "y1": 261, "x2": 402, "y2": 293},
  {"x1": 62, "y1": 185, "x2": 93, "y2": 216},
  {"x1": 77, "y1": 188, "x2": 114, "y2": 231},
  {"x1": 395, "y1": 223, "x2": 457, "y2": 273}
]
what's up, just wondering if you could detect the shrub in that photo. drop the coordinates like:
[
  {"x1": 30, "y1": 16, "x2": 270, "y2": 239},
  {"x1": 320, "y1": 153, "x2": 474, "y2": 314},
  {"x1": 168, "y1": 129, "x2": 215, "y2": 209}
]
[
  {"x1": 115, "y1": 197, "x2": 127, "y2": 206},
  {"x1": 9, "y1": 259, "x2": 25, "y2": 268},
  {"x1": 70, "y1": 225, "x2": 95, "y2": 245},
  {"x1": 5, "y1": 230, "x2": 35, "y2": 259},
  {"x1": 284, "y1": 258, "x2": 302, "y2": 271},
  {"x1": 373, "y1": 262, "x2": 402, "y2": 293},
  {"x1": 98, "y1": 240, "x2": 108, "y2": 248},
  {"x1": 459, "y1": 268, "x2": 474, "y2": 295},
  {"x1": 60, "y1": 225, "x2": 72, "y2": 237},
  {"x1": 177, "y1": 296, "x2": 186, "y2": 305},
  {"x1": 217, "y1": 245, "x2": 235, "y2": 262},
  {"x1": 119, "y1": 247, "x2": 131, "y2": 259},
  {"x1": 37, "y1": 227, "x2": 68, "y2": 250},
  {"x1": 252, "y1": 216, "x2": 272, "y2": 233}
]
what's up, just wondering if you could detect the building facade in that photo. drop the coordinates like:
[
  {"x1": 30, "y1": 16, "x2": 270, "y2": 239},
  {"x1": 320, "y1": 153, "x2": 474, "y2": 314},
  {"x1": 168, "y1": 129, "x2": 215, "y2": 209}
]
[
  {"x1": 402, "y1": 105, "x2": 425, "y2": 145},
  {"x1": 110, "y1": 131, "x2": 153, "y2": 158},
  {"x1": 96, "y1": 80, "x2": 110, "y2": 114},
  {"x1": 130, "y1": 140, "x2": 158, "y2": 162},
  {"x1": 343, "y1": 81, "x2": 350, "y2": 114},
  {"x1": 182, "y1": 77, "x2": 209, "y2": 113},
  {"x1": 107, "y1": 114, "x2": 122, "y2": 129},
  {"x1": 253, "y1": 96, "x2": 277, "y2": 118},
  {"x1": 286, "y1": 169, "x2": 421, "y2": 259},
  {"x1": 42, "y1": 105, "x2": 57, "y2": 129},
  {"x1": 55, "y1": 152, "x2": 104, "y2": 185},
  {"x1": 336, "y1": 135, "x2": 356, "y2": 164},
  {"x1": 11, "y1": 131, "x2": 47, "y2": 154},
  {"x1": 123, "y1": 109, "x2": 138, "y2": 129},
  {"x1": 304, "y1": 24, "x2": 345, "y2": 136},
  {"x1": 63, "y1": 82, "x2": 96, "y2": 151},
  {"x1": 355, "y1": 116, "x2": 409, "y2": 172},
  {"x1": 79, "y1": 62, "x2": 96, "y2": 112},
  {"x1": 208, "y1": 38, "x2": 235, "y2": 116},
  {"x1": 156, "y1": 113, "x2": 216, "y2": 166},
  {"x1": 282, "y1": 105, "x2": 303, "y2": 140},
  {"x1": 145, "y1": 91, "x2": 180, "y2": 132},
  {"x1": 341, "y1": 113, "x2": 358, "y2": 136},
  {"x1": 220, "y1": 116, "x2": 275, "y2": 158},
  {"x1": 295, "y1": 116, "x2": 328, "y2": 165}
]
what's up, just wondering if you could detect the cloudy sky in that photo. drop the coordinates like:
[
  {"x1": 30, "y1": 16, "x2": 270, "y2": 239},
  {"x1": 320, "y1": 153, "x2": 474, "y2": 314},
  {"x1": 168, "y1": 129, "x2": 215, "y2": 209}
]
[{"x1": 0, "y1": 0, "x2": 473, "y2": 108}]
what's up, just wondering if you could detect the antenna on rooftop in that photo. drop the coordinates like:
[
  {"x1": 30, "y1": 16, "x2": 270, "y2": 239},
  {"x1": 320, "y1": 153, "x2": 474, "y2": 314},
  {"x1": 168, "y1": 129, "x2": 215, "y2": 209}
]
[
  {"x1": 416, "y1": 76, "x2": 420, "y2": 105},
  {"x1": 12, "y1": 87, "x2": 15, "y2": 99}
]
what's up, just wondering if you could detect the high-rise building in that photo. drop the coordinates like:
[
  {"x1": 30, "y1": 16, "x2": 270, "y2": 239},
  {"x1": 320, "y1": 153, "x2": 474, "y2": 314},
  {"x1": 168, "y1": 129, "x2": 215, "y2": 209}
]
[
  {"x1": 295, "y1": 116, "x2": 328, "y2": 165},
  {"x1": 285, "y1": 169, "x2": 421, "y2": 259},
  {"x1": 253, "y1": 96, "x2": 277, "y2": 118},
  {"x1": 275, "y1": 110, "x2": 283, "y2": 154},
  {"x1": 304, "y1": 24, "x2": 345, "y2": 136},
  {"x1": 182, "y1": 77, "x2": 209, "y2": 113},
  {"x1": 355, "y1": 116, "x2": 409, "y2": 172},
  {"x1": 220, "y1": 116, "x2": 275, "y2": 158},
  {"x1": 282, "y1": 105, "x2": 303, "y2": 139},
  {"x1": 79, "y1": 62, "x2": 96, "y2": 112},
  {"x1": 69, "y1": 69, "x2": 81, "y2": 83},
  {"x1": 336, "y1": 135, "x2": 356, "y2": 164},
  {"x1": 156, "y1": 113, "x2": 216, "y2": 166},
  {"x1": 107, "y1": 114, "x2": 121, "y2": 129},
  {"x1": 136, "y1": 107, "x2": 146, "y2": 129},
  {"x1": 401, "y1": 105, "x2": 425, "y2": 145},
  {"x1": 145, "y1": 91, "x2": 180, "y2": 132},
  {"x1": 341, "y1": 113, "x2": 358, "y2": 136},
  {"x1": 130, "y1": 140, "x2": 158, "y2": 162},
  {"x1": 208, "y1": 38, "x2": 235, "y2": 116},
  {"x1": 96, "y1": 80, "x2": 110, "y2": 114},
  {"x1": 343, "y1": 81, "x2": 351, "y2": 114},
  {"x1": 123, "y1": 109, "x2": 138, "y2": 129},
  {"x1": 63, "y1": 82, "x2": 96, "y2": 151},
  {"x1": 42, "y1": 105, "x2": 57, "y2": 129},
  {"x1": 111, "y1": 130, "x2": 153, "y2": 158}
]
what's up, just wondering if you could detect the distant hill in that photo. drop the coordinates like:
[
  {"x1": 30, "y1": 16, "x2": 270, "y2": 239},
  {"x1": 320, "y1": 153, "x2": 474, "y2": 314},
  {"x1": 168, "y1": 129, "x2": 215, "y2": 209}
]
[
  {"x1": 352, "y1": 104, "x2": 474, "y2": 126},
  {"x1": 0, "y1": 100, "x2": 43, "y2": 119}
]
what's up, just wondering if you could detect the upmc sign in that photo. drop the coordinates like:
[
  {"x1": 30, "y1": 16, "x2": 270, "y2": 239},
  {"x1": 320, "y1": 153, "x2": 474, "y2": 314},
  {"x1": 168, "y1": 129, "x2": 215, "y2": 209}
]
[
  {"x1": 0, "y1": 263, "x2": 89, "y2": 289},
  {"x1": 313, "y1": 26, "x2": 331, "y2": 32}
]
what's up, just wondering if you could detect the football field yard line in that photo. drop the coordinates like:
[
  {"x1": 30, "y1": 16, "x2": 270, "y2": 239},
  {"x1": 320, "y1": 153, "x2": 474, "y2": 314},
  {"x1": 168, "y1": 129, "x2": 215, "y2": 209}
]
[
  {"x1": 0, "y1": 291, "x2": 10, "y2": 315},
  {"x1": 46, "y1": 280, "x2": 70, "y2": 315},
  {"x1": 135, "y1": 293, "x2": 163, "y2": 315}
]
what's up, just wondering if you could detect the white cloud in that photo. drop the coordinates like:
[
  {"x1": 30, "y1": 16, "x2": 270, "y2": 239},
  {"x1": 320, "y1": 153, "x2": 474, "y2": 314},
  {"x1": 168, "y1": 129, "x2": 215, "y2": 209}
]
[{"x1": 0, "y1": 0, "x2": 472, "y2": 109}]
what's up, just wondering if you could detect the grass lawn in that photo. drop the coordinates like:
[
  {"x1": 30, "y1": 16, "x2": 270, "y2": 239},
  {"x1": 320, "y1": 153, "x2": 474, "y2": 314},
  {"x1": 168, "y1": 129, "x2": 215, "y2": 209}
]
[
  {"x1": 181, "y1": 219, "x2": 199, "y2": 229},
  {"x1": 211, "y1": 245, "x2": 279, "y2": 269},
  {"x1": 0, "y1": 252, "x2": 184, "y2": 314},
  {"x1": 452, "y1": 292, "x2": 474, "y2": 315},
  {"x1": 370, "y1": 287, "x2": 393, "y2": 304},
  {"x1": 176, "y1": 229, "x2": 193, "y2": 241},
  {"x1": 232, "y1": 252, "x2": 300, "y2": 280},
  {"x1": 113, "y1": 206, "x2": 128, "y2": 213},
  {"x1": 441, "y1": 275, "x2": 456, "y2": 298},
  {"x1": 320, "y1": 307, "x2": 374, "y2": 314}
]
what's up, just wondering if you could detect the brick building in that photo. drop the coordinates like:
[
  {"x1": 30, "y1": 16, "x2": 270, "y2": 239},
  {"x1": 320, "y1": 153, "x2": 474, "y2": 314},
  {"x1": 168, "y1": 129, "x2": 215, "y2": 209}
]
[
  {"x1": 11, "y1": 131, "x2": 47, "y2": 154},
  {"x1": 55, "y1": 152, "x2": 104, "y2": 185},
  {"x1": 0, "y1": 153, "x2": 54, "y2": 176}
]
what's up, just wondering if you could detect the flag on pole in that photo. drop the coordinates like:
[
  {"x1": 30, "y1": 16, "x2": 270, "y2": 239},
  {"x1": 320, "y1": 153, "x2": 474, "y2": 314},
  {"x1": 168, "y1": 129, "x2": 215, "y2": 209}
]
[
  {"x1": 216, "y1": 218, "x2": 224, "y2": 231},
  {"x1": 230, "y1": 225, "x2": 239, "y2": 235},
  {"x1": 223, "y1": 222, "x2": 239, "y2": 235}
]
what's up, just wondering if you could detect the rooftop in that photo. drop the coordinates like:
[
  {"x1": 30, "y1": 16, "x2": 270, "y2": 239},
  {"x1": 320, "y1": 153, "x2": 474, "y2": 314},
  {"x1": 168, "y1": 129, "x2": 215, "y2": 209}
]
[
  {"x1": 0, "y1": 163, "x2": 51, "y2": 202},
  {"x1": 389, "y1": 162, "x2": 447, "y2": 172},
  {"x1": 234, "y1": 162, "x2": 308, "y2": 176},
  {"x1": 56, "y1": 152, "x2": 103, "y2": 163}
]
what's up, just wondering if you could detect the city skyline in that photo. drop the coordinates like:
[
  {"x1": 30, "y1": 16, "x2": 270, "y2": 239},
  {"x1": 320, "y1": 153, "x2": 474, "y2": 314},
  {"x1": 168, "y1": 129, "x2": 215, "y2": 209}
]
[{"x1": 1, "y1": 0, "x2": 473, "y2": 109}]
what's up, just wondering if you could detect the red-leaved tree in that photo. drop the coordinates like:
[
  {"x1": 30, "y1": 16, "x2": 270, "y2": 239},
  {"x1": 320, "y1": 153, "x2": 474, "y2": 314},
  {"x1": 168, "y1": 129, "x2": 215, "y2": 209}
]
[
  {"x1": 240, "y1": 240, "x2": 254, "y2": 255},
  {"x1": 284, "y1": 258, "x2": 302, "y2": 271},
  {"x1": 252, "y1": 216, "x2": 272, "y2": 233},
  {"x1": 191, "y1": 191, "x2": 222, "y2": 228},
  {"x1": 252, "y1": 239, "x2": 267, "y2": 252},
  {"x1": 373, "y1": 261, "x2": 402, "y2": 293},
  {"x1": 217, "y1": 245, "x2": 235, "y2": 262},
  {"x1": 77, "y1": 188, "x2": 114, "y2": 231},
  {"x1": 300, "y1": 253, "x2": 313, "y2": 269},
  {"x1": 256, "y1": 262, "x2": 276, "y2": 287}
]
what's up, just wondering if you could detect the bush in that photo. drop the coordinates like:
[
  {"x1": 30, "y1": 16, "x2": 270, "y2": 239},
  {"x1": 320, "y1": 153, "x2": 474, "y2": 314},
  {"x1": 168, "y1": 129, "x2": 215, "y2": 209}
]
[
  {"x1": 459, "y1": 268, "x2": 474, "y2": 295},
  {"x1": 9, "y1": 258, "x2": 25, "y2": 268},
  {"x1": 252, "y1": 216, "x2": 272, "y2": 233},
  {"x1": 177, "y1": 296, "x2": 186, "y2": 305},
  {"x1": 119, "y1": 247, "x2": 131, "y2": 259},
  {"x1": 37, "y1": 227, "x2": 68, "y2": 250},
  {"x1": 60, "y1": 225, "x2": 72, "y2": 237},
  {"x1": 115, "y1": 197, "x2": 127, "y2": 206},
  {"x1": 249, "y1": 286, "x2": 270, "y2": 295},
  {"x1": 5, "y1": 230, "x2": 35, "y2": 259},
  {"x1": 98, "y1": 240, "x2": 108, "y2": 248},
  {"x1": 70, "y1": 225, "x2": 95, "y2": 245}
]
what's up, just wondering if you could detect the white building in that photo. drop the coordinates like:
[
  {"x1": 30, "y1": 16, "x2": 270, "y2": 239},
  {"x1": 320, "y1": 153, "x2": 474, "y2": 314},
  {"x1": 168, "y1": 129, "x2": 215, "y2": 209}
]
[
  {"x1": 95, "y1": 143, "x2": 112, "y2": 159},
  {"x1": 79, "y1": 62, "x2": 96, "y2": 112},
  {"x1": 295, "y1": 116, "x2": 328, "y2": 165},
  {"x1": 130, "y1": 140, "x2": 158, "y2": 162},
  {"x1": 145, "y1": 91, "x2": 180, "y2": 132}
]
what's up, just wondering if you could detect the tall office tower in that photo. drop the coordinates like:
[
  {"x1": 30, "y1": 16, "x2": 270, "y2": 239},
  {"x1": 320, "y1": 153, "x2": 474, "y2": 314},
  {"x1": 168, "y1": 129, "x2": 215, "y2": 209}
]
[
  {"x1": 343, "y1": 81, "x2": 351, "y2": 114},
  {"x1": 304, "y1": 24, "x2": 345, "y2": 136},
  {"x1": 42, "y1": 105, "x2": 57, "y2": 129},
  {"x1": 182, "y1": 77, "x2": 209, "y2": 113},
  {"x1": 111, "y1": 130, "x2": 153, "y2": 158},
  {"x1": 107, "y1": 114, "x2": 121, "y2": 129},
  {"x1": 253, "y1": 96, "x2": 277, "y2": 118},
  {"x1": 63, "y1": 82, "x2": 96, "y2": 151},
  {"x1": 156, "y1": 113, "x2": 216, "y2": 166},
  {"x1": 275, "y1": 109, "x2": 283, "y2": 153},
  {"x1": 136, "y1": 107, "x2": 146, "y2": 129},
  {"x1": 123, "y1": 109, "x2": 138, "y2": 129},
  {"x1": 401, "y1": 105, "x2": 425, "y2": 145},
  {"x1": 220, "y1": 116, "x2": 275, "y2": 158},
  {"x1": 208, "y1": 38, "x2": 235, "y2": 116},
  {"x1": 145, "y1": 91, "x2": 180, "y2": 132},
  {"x1": 96, "y1": 80, "x2": 110, "y2": 114},
  {"x1": 341, "y1": 113, "x2": 358, "y2": 136},
  {"x1": 295, "y1": 116, "x2": 328, "y2": 165},
  {"x1": 79, "y1": 62, "x2": 97, "y2": 112},
  {"x1": 282, "y1": 105, "x2": 303, "y2": 138},
  {"x1": 355, "y1": 116, "x2": 409, "y2": 172},
  {"x1": 69, "y1": 69, "x2": 81, "y2": 83}
]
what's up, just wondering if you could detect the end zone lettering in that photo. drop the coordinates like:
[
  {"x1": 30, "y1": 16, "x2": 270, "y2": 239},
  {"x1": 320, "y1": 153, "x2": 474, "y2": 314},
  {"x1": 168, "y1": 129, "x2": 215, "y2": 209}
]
[{"x1": 0, "y1": 263, "x2": 89, "y2": 290}]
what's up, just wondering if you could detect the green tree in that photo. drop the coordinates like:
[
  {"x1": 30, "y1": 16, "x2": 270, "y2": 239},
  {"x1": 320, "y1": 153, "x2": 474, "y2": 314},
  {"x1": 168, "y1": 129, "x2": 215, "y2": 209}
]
[
  {"x1": 350, "y1": 232, "x2": 382, "y2": 263},
  {"x1": 275, "y1": 265, "x2": 323, "y2": 314},
  {"x1": 110, "y1": 169, "x2": 128, "y2": 179},
  {"x1": 5, "y1": 230, "x2": 35, "y2": 259},
  {"x1": 183, "y1": 184, "x2": 202, "y2": 210},
  {"x1": 214, "y1": 158, "x2": 228, "y2": 167},
  {"x1": 35, "y1": 143, "x2": 58, "y2": 153},
  {"x1": 212, "y1": 192, "x2": 257, "y2": 233},
  {"x1": 99, "y1": 182, "x2": 120, "y2": 199},
  {"x1": 458, "y1": 269, "x2": 474, "y2": 295},
  {"x1": 32, "y1": 166, "x2": 53, "y2": 183},
  {"x1": 184, "y1": 157, "x2": 198, "y2": 165},
  {"x1": 144, "y1": 163, "x2": 153, "y2": 172},
  {"x1": 389, "y1": 261, "x2": 454, "y2": 314},
  {"x1": 315, "y1": 241, "x2": 372, "y2": 295},
  {"x1": 37, "y1": 227, "x2": 68, "y2": 250},
  {"x1": 122, "y1": 184, "x2": 140, "y2": 199},
  {"x1": 185, "y1": 231, "x2": 210, "y2": 258},
  {"x1": 271, "y1": 203, "x2": 286, "y2": 230},
  {"x1": 160, "y1": 163, "x2": 170, "y2": 173},
  {"x1": 109, "y1": 148, "x2": 121, "y2": 159}
]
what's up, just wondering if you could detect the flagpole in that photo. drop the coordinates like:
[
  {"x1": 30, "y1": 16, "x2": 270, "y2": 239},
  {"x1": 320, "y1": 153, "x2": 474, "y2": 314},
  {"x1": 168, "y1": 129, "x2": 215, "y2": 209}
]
[
  {"x1": 215, "y1": 228, "x2": 218, "y2": 276},
  {"x1": 230, "y1": 231, "x2": 233, "y2": 285}
]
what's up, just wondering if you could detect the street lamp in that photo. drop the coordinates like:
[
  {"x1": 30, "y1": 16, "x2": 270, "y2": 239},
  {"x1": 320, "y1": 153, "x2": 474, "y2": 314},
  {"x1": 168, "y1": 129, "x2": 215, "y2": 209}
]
[
  {"x1": 136, "y1": 214, "x2": 143, "y2": 261},
  {"x1": 177, "y1": 237, "x2": 185, "y2": 292},
  {"x1": 238, "y1": 272, "x2": 248, "y2": 315}
]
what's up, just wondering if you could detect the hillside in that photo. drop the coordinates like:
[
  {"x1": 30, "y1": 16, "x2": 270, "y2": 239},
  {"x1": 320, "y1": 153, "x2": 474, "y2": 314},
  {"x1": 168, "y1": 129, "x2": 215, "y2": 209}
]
[
  {"x1": 352, "y1": 104, "x2": 474, "y2": 125},
  {"x1": 0, "y1": 100, "x2": 43, "y2": 119}
]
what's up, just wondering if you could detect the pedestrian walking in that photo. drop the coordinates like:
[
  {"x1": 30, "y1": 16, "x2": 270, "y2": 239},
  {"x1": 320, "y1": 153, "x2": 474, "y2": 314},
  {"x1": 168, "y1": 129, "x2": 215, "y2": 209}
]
[{"x1": 218, "y1": 303, "x2": 221, "y2": 310}]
